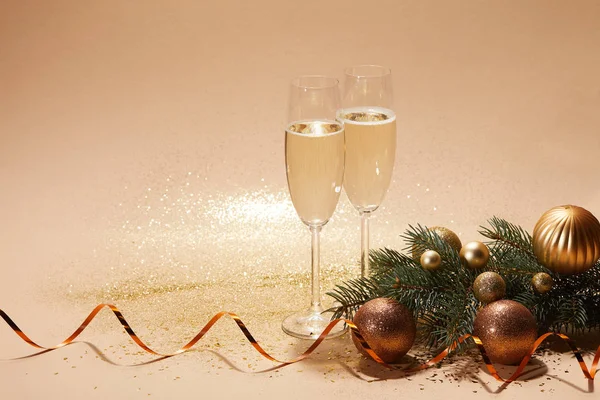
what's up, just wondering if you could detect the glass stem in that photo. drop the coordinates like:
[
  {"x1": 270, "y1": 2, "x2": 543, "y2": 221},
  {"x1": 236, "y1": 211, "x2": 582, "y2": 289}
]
[
  {"x1": 361, "y1": 212, "x2": 370, "y2": 278},
  {"x1": 310, "y1": 225, "x2": 322, "y2": 312}
]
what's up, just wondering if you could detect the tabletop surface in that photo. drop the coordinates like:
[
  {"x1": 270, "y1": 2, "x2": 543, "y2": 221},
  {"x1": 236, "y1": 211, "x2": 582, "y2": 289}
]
[{"x1": 1, "y1": 1, "x2": 599, "y2": 399}]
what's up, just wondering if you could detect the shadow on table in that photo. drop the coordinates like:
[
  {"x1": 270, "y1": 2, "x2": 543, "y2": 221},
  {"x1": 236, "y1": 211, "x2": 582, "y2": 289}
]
[
  {"x1": 349, "y1": 354, "x2": 418, "y2": 381},
  {"x1": 5, "y1": 341, "x2": 120, "y2": 366},
  {"x1": 4, "y1": 335, "x2": 596, "y2": 394},
  {"x1": 474, "y1": 358, "x2": 548, "y2": 393}
]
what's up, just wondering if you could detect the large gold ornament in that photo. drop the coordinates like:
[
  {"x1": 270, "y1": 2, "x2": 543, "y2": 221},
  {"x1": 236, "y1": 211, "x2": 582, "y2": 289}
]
[
  {"x1": 473, "y1": 300, "x2": 538, "y2": 365},
  {"x1": 351, "y1": 298, "x2": 416, "y2": 363},
  {"x1": 532, "y1": 205, "x2": 600, "y2": 275},
  {"x1": 459, "y1": 241, "x2": 490, "y2": 269},
  {"x1": 531, "y1": 272, "x2": 553, "y2": 294},
  {"x1": 473, "y1": 271, "x2": 506, "y2": 303},
  {"x1": 420, "y1": 250, "x2": 442, "y2": 271},
  {"x1": 411, "y1": 226, "x2": 462, "y2": 260}
]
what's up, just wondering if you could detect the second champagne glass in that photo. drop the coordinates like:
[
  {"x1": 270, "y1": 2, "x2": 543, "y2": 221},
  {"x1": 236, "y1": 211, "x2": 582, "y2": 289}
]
[
  {"x1": 282, "y1": 76, "x2": 346, "y2": 339},
  {"x1": 339, "y1": 65, "x2": 397, "y2": 278}
]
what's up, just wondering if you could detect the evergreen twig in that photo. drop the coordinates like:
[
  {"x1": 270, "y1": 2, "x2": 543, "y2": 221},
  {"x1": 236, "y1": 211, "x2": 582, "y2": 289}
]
[{"x1": 327, "y1": 218, "x2": 600, "y2": 353}]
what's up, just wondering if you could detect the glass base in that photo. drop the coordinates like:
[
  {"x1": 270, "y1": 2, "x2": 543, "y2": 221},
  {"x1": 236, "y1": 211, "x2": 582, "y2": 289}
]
[{"x1": 282, "y1": 308, "x2": 347, "y2": 340}]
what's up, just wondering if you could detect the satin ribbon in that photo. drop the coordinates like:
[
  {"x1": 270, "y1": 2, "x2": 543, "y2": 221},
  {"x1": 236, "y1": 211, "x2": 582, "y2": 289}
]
[{"x1": 1, "y1": 304, "x2": 598, "y2": 386}]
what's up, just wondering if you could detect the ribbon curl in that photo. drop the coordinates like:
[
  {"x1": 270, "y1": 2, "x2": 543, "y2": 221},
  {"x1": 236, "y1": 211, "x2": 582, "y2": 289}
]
[{"x1": 1, "y1": 304, "x2": 599, "y2": 387}]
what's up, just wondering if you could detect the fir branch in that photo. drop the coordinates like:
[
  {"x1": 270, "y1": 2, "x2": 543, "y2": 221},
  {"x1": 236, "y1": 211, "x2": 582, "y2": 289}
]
[
  {"x1": 325, "y1": 277, "x2": 380, "y2": 320},
  {"x1": 401, "y1": 224, "x2": 462, "y2": 266},
  {"x1": 479, "y1": 217, "x2": 535, "y2": 260},
  {"x1": 327, "y1": 218, "x2": 600, "y2": 355}
]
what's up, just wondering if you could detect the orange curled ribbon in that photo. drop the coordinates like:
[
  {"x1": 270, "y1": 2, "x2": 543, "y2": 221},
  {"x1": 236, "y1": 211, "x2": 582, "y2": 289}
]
[
  {"x1": 1, "y1": 304, "x2": 599, "y2": 387},
  {"x1": 0, "y1": 304, "x2": 384, "y2": 365}
]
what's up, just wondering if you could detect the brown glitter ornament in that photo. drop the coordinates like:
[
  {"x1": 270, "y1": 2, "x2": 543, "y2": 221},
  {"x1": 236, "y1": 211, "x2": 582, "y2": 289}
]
[
  {"x1": 351, "y1": 298, "x2": 416, "y2": 363},
  {"x1": 411, "y1": 226, "x2": 462, "y2": 260},
  {"x1": 420, "y1": 250, "x2": 442, "y2": 271},
  {"x1": 473, "y1": 300, "x2": 538, "y2": 365},
  {"x1": 473, "y1": 271, "x2": 506, "y2": 303},
  {"x1": 531, "y1": 272, "x2": 553, "y2": 294},
  {"x1": 459, "y1": 241, "x2": 490, "y2": 269},
  {"x1": 532, "y1": 205, "x2": 600, "y2": 275}
]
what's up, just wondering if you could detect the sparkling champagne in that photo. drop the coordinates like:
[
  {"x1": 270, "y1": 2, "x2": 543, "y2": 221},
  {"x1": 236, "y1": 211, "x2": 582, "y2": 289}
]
[
  {"x1": 285, "y1": 120, "x2": 345, "y2": 226},
  {"x1": 339, "y1": 107, "x2": 396, "y2": 213}
]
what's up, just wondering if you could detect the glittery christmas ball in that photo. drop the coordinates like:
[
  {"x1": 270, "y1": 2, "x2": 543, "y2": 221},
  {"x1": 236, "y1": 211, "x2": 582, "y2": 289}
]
[
  {"x1": 532, "y1": 205, "x2": 600, "y2": 275},
  {"x1": 473, "y1": 300, "x2": 538, "y2": 365},
  {"x1": 473, "y1": 271, "x2": 506, "y2": 303},
  {"x1": 411, "y1": 226, "x2": 462, "y2": 260},
  {"x1": 420, "y1": 250, "x2": 442, "y2": 271},
  {"x1": 459, "y1": 241, "x2": 490, "y2": 270},
  {"x1": 351, "y1": 298, "x2": 416, "y2": 363},
  {"x1": 531, "y1": 272, "x2": 553, "y2": 294}
]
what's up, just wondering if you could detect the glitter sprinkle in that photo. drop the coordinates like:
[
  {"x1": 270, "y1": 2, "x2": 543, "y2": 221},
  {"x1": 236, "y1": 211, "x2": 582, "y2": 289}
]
[{"x1": 48, "y1": 172, "x2": 362, "y2": 352}]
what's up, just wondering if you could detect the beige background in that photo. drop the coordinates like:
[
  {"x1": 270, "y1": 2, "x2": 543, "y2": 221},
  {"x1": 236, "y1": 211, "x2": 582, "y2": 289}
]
[{"x1": 1, "y1": 0, "x2": 599, "y2": 399}]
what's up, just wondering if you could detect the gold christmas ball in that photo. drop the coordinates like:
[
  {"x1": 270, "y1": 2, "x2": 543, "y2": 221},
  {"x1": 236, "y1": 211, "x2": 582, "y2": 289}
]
[
  {"x1": 473, "y1": 300, "x2": 538, "y2": 365},
  {"x1": 531, "y1": 272, "x2": 553, "y2": 294},
  {"x1": 459, "y1": 241, "x2": 490, "y2": 269},
  {"x1": 351, "y1": 298, "x2": 416, "y2": 363},
  {"x1": 532, "y1": 205, "x2": 600, "y2": 275},
  {"x1": 420, "y1": 250, "x2": 442, "y2": 271},
  {"x1": 411, "y1": 226, "x2": 462, "y2": 260},
  {"x1": 473, "y1": 271, "x2": 506, "y2": 303}
]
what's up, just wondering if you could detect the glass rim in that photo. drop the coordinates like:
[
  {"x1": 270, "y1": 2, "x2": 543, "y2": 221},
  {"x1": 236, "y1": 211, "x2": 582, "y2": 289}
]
[
  {"x1": 344, "y1": 65, "x2": 391, "y2": 78},
  {"x1": 291, "y1": 75, "x2": 339, "y2": 89}
]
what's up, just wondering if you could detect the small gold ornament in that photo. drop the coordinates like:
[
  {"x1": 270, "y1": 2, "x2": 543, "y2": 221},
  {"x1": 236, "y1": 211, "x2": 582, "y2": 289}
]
[
  {"x1": 459, "y1": 241, "x2": 490, "y2": 269},
  {"x1": 411, "y1": 226, "x2": 462, "y2": 260},
  {"x1": 351, "y1": 298, "x2": 416, "y2": 363},
  {"x1": 473, "y1": 271, "x2": 506, "y2": 303},
  {"x1": 532, "y1": 205, "x2": 600, "y2": 275},
  {"x1": 531, "y1": 272, "x2": 553, "y2": 294},
  {"x1": 473, "y1": 300, "x2": 538, "y2": 365},
  {"x1": 420, "y1": 250, "x2": 442, "y2": 271}
]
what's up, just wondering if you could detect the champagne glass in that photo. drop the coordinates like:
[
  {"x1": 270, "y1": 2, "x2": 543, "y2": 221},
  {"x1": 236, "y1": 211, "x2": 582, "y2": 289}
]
[
  {"x1": 339, "y1": 65, "x2": 396, "y2": 278},
  {"x1": 282, "y1": 76, "x2": 346, "y2": 339}
]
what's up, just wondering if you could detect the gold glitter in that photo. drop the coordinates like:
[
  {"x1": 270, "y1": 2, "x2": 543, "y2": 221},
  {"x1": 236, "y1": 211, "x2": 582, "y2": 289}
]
[
  {"x1": 40, "y1": 172, "x2": 367, "y2": 374},
  {"x1": 55, "y1": 181, "x2": 359, "y2": 308}
]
